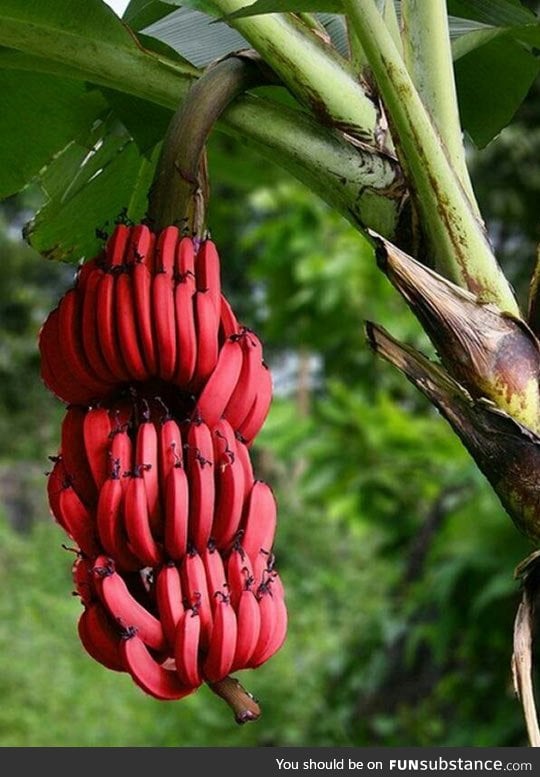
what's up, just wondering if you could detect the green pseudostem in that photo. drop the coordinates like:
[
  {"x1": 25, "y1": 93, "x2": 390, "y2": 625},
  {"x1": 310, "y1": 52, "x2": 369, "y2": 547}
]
[{"x1": 147, "y1": 53, "x2": 276, "y2": 237}]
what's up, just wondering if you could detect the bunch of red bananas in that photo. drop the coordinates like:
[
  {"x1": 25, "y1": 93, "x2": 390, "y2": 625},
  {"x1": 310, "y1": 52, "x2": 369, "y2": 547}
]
[{"x1": 39, "y1": 223, "x2": 286, "y2": 705}]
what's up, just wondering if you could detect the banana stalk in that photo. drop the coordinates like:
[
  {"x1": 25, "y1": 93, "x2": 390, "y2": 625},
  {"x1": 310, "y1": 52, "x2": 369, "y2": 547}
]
[{"x1": 148, "y1": 52, "x2": 276, "y2": 234}]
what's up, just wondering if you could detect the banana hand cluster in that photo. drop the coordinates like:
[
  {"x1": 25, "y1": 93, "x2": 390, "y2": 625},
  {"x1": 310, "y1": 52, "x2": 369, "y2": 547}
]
[{"x1": 40, "y1": 224, "x2": 286, "y2": 705}]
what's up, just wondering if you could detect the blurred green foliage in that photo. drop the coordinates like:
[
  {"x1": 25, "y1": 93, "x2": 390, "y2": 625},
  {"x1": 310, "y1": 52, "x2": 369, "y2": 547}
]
[{"x1": 1, "y1": 83, "x2": 539, "y2": 746}]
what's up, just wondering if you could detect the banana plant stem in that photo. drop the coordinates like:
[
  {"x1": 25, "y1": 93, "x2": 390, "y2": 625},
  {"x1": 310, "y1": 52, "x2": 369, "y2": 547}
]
[
  {"x1": 210, "y1": 0, "x2": 384, "y2": 148},
  {"x1": 382, "y1": 0, "x2": 403, "y2": 56},
  {"x1": 400, "y1": 0, "x2": 478, "y2": 213},
  {"x1": 147, "y1": 54, "x2": 276, "y2": 233},
  {"x1": 344, "y1": 0, "x2": 520, "y2": 315}
]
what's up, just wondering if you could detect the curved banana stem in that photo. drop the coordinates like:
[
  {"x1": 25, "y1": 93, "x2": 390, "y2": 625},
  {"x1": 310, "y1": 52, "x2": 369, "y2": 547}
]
[{"x1": 147, "y1": 52, "x2": 276, "y2": 235}]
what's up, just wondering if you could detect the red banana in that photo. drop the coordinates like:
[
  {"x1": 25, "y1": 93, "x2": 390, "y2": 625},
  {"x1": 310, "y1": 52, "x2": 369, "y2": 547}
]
[
  {"x1": 153, "y1": 271, "x2": 177, "y2": 381},
  {"x1": 158, "y1": 416, "x2": 183, "y2": 491},
  {"x1": 220, "y1": 294, "x2": 241, "y2": 339},
  {"x1": 173, "y1": 281, "x2": 197, "y2": 386},
  {"x1": 93, "y1": 557, "x2": 165, "y2": 651},
  {"x1": 57, "y1": 483, "x2": 100, "y2": 558},
  {"x1": 72, "y1": 556, "x2": 97, "y2": 606},
  {"x1": 78, "y1": 602, "x2": 126, "y2": 672},
  {"x1": 225, "y1": 545, "x2": 255, "y2": 610},
  {"x1": 109, "y1": 424, "x2": 133, "y2": 493},
  {"x1": 223, "y1": 330, "x2": 265, "y2": 432},
  {"x1": 129, "y1": 224, "x2": 158, "y2": 373},
  {"x1": 135, "y1": 417, "x2": 161, "y2": 534},
  {"x1": 40, "y1": 307, "x2": 97, "y2": 405},
  {"x1": 58, "y1": 288, "x2": 112, "y2": 397},
  {"x1": 176, "y1": 236, "x2": 196, "y2": 283},
  {"x1": 61, "y1": 406, "x2": 98, "y2": 508},
  {"x1": 127, "y1": 224, "x2": 154, "y2": 270},
  {"x1": 174, "y1": 607, "x2": 202, "y2": 688},
  {"x1": 104, "y1": 224, "x2": 130, "y2": 268},
  {"x1": 153, "y1": 229, "x2": 178, "y2": 386},
  {"x1": 195, "y1": 240, "x2": 221, "y2": 315},
  {"x1": 155, "y1": 562, "x2": 184, "y2": 648},
  {"x1": 116, "y1": 269, "x2": 150, "y2": 381},
  {"x1": 231, "y1": 588, "x2": 261, "y2": 671},
  {"x1": 81, "y1": 265, "x2": 118, "y2": 384},
  {"x1": 201, "y1": 544, "x2": 228, "y2": 609},
  {"x1": 132, "y1": 262, "x2": 157, "y2": 376},
  {"x1": 155, "y1": 226, "x2": 179, "y2": 274},
  {"x1": 74, "y1": 257, "x2": 100, "y2": 293},
  {"x1": 123, "y1": 470, "x2": 163, "y2": 568},
  {"x1": 164, "y1": 464, "x2": 189, "y2": 561},
  {"x1": 237, "y1": 361, "x2": 273, "y2": 445},
  {"x1": 193, "y1": 336, "x2": 244, "y2": 430},
  {"x1": 250, "y1": 583, "x2": 287, "y2": 667},
  {"x1": 46, "y1": 456, "x2": 68, "y2": 529},
  {"x1": 96, "y1": 467, "x2": 140, "y2": 572},
  {"x1": 39, "y1": 334, "x2": 64, "y2": 404},
  {"x1": 249, "y1": 585, "x2": 278, "y2": 668},
  {"x1": 212, "y1": 419, "x2": 246, "y2": 550},
  {"x1": 180, "y1": 549, "x2": 213, "y2": 649},
  {"x1": 121, "y1": 632, "x2": 195, "y2": 701},
  {"x1": 235, "y1": 437, "x2": 255, "y2": 502},
  {"x1": 240, "y1": 480, "x2": 278, "y2": 563},
  {"x1": 83, "y1": 407, "x2": 113, "y2": 492},
  {"x1": 185, "y1": 421, "x2": 214, "y2": 551},
  {"x1": 270, "y1": 568, "x2": 286, "y2": 601},
  {"x1": 96, "y1": 271, "x2": 132, "y2": 382},
  {"x1": 253, "y1": 549, "x2": 276, "y2": 592},
  {"x1": 192, "y1": 291, "x2": 219, "y2": 390},
  {"x1": 202, "y1": 593, "x2": 237, "y2": 683}
]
